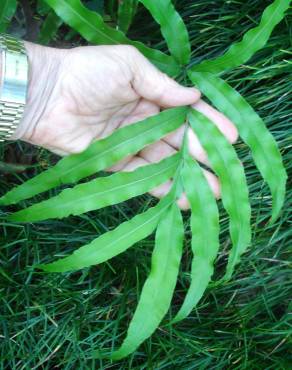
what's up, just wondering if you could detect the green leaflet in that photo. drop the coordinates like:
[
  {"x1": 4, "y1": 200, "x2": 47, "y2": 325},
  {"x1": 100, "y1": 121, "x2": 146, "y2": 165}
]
[
  {"x1": 37, "y1": 0, "x2": 51, "y2": 16},
  {"x1": 44, "y1": 0, "x2": 180, "y2": 76},
  {"x1": 189, "y1": 71, "x2": 287, "y2": 222},
  {"x1": 100, "y1": 202, "x2": 184, "y2": 360},
  {"x1": 118, "y1": 0, "x2": 138, "y2": 33},
  {"x1": 39, "y1": 189, "x2": 178, "y2": 272},
  {"x1": 189, "y1": 109, "x2": 251, "y2": 281},
  {"x1": 172, "y1": 155, "x2": 220, "y2": 323},
  {"x1": 0, "y1": 107, "x2": 187, "y2": 205},
  {"x1": 192, "y1": 0, "x2": 291, "y2": 74},
  {"x1": 38, "y1": 10, "x2": 63, "y2": 44},
  {"x1": 9, "y1": 153, "x2": 180, "y2": 222},
  {"x1": 0, "y1": 0, "x2": 17, "y2": 32},
  {"x1": 139, "y1": 0, "x2": 190, "y2": 65}
]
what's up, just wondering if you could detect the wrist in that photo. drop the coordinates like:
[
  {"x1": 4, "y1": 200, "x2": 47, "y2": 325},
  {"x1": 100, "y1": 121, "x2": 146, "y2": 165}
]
[{"x1": 10, "y1": 42, "x2": 66, "y2": 142}]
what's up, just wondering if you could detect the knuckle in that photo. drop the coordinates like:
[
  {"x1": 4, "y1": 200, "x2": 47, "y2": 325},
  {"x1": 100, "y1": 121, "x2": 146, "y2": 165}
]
[
  {"x1": 68, "y1": 138, "x2": 92, "y2": 154},
  {"x1": 152, "y1": 83, "x2": 165, "y2": 101},
  {"x1": 121, "y1": 44, "x2": 139, "y2": 56}
]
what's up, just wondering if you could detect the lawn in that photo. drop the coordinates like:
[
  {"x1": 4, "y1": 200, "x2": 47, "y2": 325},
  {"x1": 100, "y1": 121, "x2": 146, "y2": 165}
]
[{"x1": 0, "y1": 0, "x2": 291, "y2": 368}]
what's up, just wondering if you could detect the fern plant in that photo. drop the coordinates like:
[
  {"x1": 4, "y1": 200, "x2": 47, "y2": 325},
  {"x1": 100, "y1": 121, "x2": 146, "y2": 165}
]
[{"x1": 0, "y1": 0, "x2": 289, "y2": 360}]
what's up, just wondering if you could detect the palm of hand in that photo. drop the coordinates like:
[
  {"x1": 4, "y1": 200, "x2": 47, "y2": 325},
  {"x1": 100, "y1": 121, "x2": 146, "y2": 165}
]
[
  {"x1": 24, "y1": 44, "x2": 238, "y2": 208},
  {"x1": 33, "y1": 45, "x2": 161, "y2": 156}
]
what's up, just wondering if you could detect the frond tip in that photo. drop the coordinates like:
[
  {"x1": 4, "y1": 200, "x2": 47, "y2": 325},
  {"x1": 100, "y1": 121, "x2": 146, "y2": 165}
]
[{"x1": 101, "y1": 202, "x2": 184, "y2": 360}]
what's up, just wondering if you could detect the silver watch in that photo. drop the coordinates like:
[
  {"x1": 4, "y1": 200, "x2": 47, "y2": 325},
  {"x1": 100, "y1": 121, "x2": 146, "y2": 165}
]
[{"x1": 0, "y1": 34, "x2": 28, "y2": 142}]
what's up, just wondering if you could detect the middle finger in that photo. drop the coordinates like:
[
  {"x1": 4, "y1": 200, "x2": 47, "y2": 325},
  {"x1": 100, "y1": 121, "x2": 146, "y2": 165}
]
[{"x1": 163, "y1": 99, "x2": 238, "y2": 167}]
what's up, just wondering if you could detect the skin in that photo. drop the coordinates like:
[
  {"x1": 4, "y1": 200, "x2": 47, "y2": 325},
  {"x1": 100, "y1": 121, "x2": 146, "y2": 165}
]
[{"x1": 10, "y1": 43, "x2": 238, "y2": 209}]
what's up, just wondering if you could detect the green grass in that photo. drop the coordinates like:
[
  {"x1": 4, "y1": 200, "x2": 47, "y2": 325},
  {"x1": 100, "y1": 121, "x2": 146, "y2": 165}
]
[{"x1": 0, "y1": 0, "x2": 291, "y2": 368}]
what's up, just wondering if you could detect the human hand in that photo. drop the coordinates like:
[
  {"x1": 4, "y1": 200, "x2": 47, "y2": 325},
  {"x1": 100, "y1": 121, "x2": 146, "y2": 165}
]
[{"x1": 13, "y1": 43, "x2": 238, "y2": 208}]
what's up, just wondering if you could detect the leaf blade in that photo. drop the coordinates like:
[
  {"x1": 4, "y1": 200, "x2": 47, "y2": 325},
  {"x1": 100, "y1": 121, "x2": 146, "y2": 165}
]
[
  {"x1": 0, "y1": 107, "x2": 187, "y2": 205},
  {"x1": 0, "y1": 0, "x2": 17, "y2": 32},
  {"x1": 44, "y1": 0, "x2": 180, "y2": 76},
  {"x1": 192, "y1": 0, "x2": 291, "y2": 74},
  {"x1": 189, "y1": 71, "x2": 287, "y2": 222},
  {"x1": 172, "y1": 155, "x2": 220, "y2": 323},
  {"x1": 139, "y1": 0, "x2": 191, "y2": 65},
  {"x1": 39, "y1": 190, "x2": 177, "y2": 272},
  {"x1": 38, "y1": 10, "x2": 63, "y2": 44},
  {"x1": 104, "y1": 202, "x2": 184, "y2": 360},
  {"x1": 9, "y1": 153, "x2": 180, "y2": 222},
  {"x1": 118, "y1": 0, "x2": 138, "y2": 33},
  {"x1": 189, "y1": 109, "x2": 251, "y2": 281}
]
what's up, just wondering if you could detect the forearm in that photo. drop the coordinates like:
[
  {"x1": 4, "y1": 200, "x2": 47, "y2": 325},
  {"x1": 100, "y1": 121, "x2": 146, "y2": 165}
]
[
  {"x1": 10, "y1": 42, "x2": 64, "y2": 142},
  {"x1": 0, "y1": 39, "x2": 65, "y2": 142},
  {"x1": 0, "y1": 50, "x2": 2, "y2": 81}
]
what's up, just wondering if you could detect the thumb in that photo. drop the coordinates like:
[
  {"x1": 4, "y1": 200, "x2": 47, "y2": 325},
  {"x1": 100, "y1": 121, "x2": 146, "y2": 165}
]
[{"x1": 129, "y1": 48, "x2": 201, "y2": 107}]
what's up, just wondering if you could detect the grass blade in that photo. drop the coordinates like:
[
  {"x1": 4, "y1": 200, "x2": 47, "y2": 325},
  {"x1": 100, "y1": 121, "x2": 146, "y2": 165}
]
[
  {"x1": 189, "y1": 109, "x2": 251, "y2": 281},
  {"x1": 118, "y1": 0, "x2": 138, "y2": 33},
  {"x1": 37, "y1": 0, "x2": 51, "y2": 15},
  {"x1": 139, "y1": 0, "x2": 191, "y2": 65},
  {"x1": 100, "y1": 202, "x2": 184, "y2": 360},
  {"x1": 0, "y1": 107, "x2": 187, "y2": 205},
  {"x1": 192, "y1": 0, "x2": 290, "y2": 74},
  {"x1": 189, "y1": 71, "x2": 287, "y2": 222},
  {"x1": 38, "y1": 10, "x2": 62, "y2": 44},
  {"x1": 8, "y1": 153, "x2": 180, "y2": 222},
  {"x1": 44, "y1": 0, "x2": 180, "y2": 76},
  {"x1": 172, "y1": 155, "x2": 220, "y2": 323},
  {"x1": 39, "y1": 190, "x2": 177, "y2": 272},
  {"x1": 0, "y1": 0, "x2": 17, "y2": 32}
]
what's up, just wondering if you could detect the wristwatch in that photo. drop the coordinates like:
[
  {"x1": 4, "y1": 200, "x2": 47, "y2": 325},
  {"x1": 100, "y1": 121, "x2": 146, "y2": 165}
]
[{"x1": 0, "y1": 34, "x2": 28, "y2": 142}]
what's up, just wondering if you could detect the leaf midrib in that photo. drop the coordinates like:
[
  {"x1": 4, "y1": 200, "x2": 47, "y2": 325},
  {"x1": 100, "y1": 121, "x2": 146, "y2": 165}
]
[
  {"x1": 185, "y1": 161, "x2": 214, "y2": 251},
  {"x1": 47, "y1": 199, "x2": 173, "y2": 270},
  {"x1": 52, "y1": 0, "x2": 172, "y2": 71},
  {"x1": 207, "y1": 131, "x2": 248, "y2": 242},
  {"x1": 37, "y1": 160, "x2": 178, "y2": 213},
  {"x1": 60, "y1": 111, "x2": 184, "y2": 179},
  {"x1": 191, "y1": 116, "x2": 249, "y2": 246},
  {"x1": 0, "y1": 0, "x2": 14, "y2": 20},
  {"x1": 56, "y1": 0, "x2": 123, "y2": 45},
  {"x1": 120, "y1": 204, "x2": 179, "y2": 354},
  {"x1": 220, "y1": 81, "x2": 278, "y2": 179},
  {"x1": 196, "y1": 0, "x2": 282, "y2": 69},
  {"x1": 198, "y1": 75, "x2": 279, "y2": 184}
]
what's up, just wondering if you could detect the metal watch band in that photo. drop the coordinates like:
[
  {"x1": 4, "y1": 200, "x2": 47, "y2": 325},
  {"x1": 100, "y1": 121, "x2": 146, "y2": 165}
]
[{"x1": 0, "y1": 34, "x2": 28, "y2": 142}]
